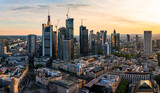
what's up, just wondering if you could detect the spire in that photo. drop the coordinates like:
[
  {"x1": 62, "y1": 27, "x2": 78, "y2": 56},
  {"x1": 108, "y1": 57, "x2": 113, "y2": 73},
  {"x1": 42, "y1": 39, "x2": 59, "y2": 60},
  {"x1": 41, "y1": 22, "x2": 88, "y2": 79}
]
[{"x1": 47, "y1": 9, "x2": 51, "y2": 26}]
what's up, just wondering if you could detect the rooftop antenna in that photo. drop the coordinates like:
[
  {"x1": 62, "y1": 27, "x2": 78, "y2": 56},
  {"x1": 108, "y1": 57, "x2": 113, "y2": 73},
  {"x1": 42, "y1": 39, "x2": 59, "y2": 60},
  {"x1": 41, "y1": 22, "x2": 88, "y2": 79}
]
[{"x1": 66, "y1": 8, "x2": 70, "y2": 39}]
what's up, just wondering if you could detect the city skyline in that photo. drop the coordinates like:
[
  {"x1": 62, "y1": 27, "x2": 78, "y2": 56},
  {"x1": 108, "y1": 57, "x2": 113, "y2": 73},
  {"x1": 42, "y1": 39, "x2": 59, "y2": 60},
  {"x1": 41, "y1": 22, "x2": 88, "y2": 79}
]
[{"x1": 0, "y1": 0, "x2": 160, "y2": 35}]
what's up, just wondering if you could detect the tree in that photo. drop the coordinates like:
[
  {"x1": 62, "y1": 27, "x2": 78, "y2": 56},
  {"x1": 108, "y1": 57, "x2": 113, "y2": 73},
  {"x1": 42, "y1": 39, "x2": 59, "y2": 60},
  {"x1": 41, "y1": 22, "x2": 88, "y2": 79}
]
[
  {"x1": 116, "y1": 81, "x2": 129, "y2": 93},
  {"x1": 154, "y1": 75, "x2": 160, "y2": 86},
  {"x1": 35, "y1": 64, "x2": 43, "y2": 68}
]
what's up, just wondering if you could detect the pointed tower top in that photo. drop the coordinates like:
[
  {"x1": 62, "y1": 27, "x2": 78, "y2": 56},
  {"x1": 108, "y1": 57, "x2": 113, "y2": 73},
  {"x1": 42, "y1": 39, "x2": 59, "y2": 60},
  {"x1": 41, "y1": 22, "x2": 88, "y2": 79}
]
[{"x1": 114, "y1": 29, "x2": 116, "y2": 33}]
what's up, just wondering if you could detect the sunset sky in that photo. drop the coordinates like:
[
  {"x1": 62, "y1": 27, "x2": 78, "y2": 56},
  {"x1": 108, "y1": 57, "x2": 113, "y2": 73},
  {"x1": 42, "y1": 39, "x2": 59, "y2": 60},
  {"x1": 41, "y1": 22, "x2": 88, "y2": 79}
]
[{"x1": 0, "y1": 0, "x2": 160, "y2": 35}]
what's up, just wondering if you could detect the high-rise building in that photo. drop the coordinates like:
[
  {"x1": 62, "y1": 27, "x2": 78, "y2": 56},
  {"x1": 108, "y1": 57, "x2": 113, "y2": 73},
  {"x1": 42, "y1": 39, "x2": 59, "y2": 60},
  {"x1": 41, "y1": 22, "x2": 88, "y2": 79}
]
[
  {"x1": 63, "y1": 40, "x2": 71, "y2": 61},
  {"x1": 136, "y1": 35, "x2": 139, "y2": 43},
  {"x1": 0, "y1": 39, "x2": 4, "y2": 56},
  {"x1": 104, "y1": 42, "x2": 110, "y2": 55},
  {"x1": 97, "y1": 32, "x2": 102, "y2": 53},
  {"x1": 66, "y1": 18, "x2": 74, "y2": 59},
  {"x1": 89, "y1": 30, "x2": 94, "y2": 49},
  {"x1": 111, "y1": 29, "x2": 120, "y2": 52},
  {"x1": 80, "y1": 25, "x2": 88, "y2": 56},
  {"x1": 59, "y1": 27, "x2": 67, "y2": 39},
  {"x1": 91, "y1": 40, "x2": 97, "y2": 55},
  {"x1": 42, "y1": 13, "x2": 54, "y2": 57},
  {"x1": 53, "y1": 31, "x2": 57, "y2": 59},
  {"x1": 104, "y1": 31, "x2": 107, "y2": 44},
  {"x1": 74, "y1": 41, "x2": 80, "y2": 59},
  {"x1": 58, "y1": 27, "x2": 67, "y2": 60},
  {"x1": 127, "y1": 34, "x2": 130, "y2": 42},
  {"x1": 28, "y1": 34, "x2": 37, "y2": 56},
  {"x1": 156, "y1": 40, "x2": 160, "y2": 48},
  {"x1": 144, "y1": 31, "x2": 152, "y2": 53}
]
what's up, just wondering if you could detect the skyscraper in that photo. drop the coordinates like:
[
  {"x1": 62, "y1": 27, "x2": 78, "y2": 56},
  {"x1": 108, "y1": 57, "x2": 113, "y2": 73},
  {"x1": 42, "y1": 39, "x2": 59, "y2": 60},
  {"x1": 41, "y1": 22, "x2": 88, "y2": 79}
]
[
  {"x1": 144, "y1": 31, "x2": 152, "y2": 54},
  {"x1": 63, "y1": 40, "x2": 71, "y2": 61},
  {"x1": 156, "y1": 40, "x2": 160, "y2": 48},
  {"x1": 66, "y1": 18, "x2": 74, "y2": 59},
  {"x1": 58, "y1": 27, "x2": 67, "y2": 60},
  {"x1": 104, "y1": 42, "x2": 110, "y2": 55},
  {"x1": 127, "y1": 34, "x2": 130, "y2": 42},
  {"x1": 42, "y1": 13, "x2": 53, "y2": 57},
  {"x1": 0, "y1": 39, "x2": 4, "y2": 56},
  {"x1": 91, "y1": 40, "x2": 97, "y2": 55},
  {"x1": 111, "y1": 29, "x2": 120, "y2": 52},
  {"x1": 104, "y1": 31, "x2": 107, "y2": 44},
  {"x1": 28, "y1": 34, "x2": 37, "y2": 56},
  {"x1": 136, "y1": 35, "x2": 139, "y2": 43},
  {"x1": 80, "y1": 25, "x2": 88, "y2": 56},
  {"x1": 53, "y1": 31, "x2": 57, "y2": 59},
  {"x1": 89, "y1": 30, "x2": 94, "y2": 49}
]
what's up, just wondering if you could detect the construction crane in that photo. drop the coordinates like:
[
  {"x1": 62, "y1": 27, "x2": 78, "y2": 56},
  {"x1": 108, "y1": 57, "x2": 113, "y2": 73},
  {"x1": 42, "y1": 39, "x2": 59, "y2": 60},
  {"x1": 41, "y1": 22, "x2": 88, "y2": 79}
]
[
  {"x1": 66, "y1": 8, "x2": 70, "y2": 39},
  {"x1": 55, "y1": 19, "x2": 59, "y2": 32}
]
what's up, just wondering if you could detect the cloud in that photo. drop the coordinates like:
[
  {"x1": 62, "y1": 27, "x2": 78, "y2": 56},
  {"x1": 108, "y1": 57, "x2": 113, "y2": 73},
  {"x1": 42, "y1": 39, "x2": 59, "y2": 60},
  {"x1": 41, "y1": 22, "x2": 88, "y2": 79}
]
[
  {"x1": 56, "y1": 3, "x2": 91, "y2": 9},
  {"x1": 10, "y1": 6, "x2": 35, "y2": 11},
  {"x1": 9, "y1": 4, "x2": 49, "y2": 13}
]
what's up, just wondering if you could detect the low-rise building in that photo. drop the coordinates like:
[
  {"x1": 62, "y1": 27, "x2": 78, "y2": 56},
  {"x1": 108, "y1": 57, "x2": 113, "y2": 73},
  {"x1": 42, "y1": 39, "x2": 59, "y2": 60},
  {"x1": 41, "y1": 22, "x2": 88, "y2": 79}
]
[
  {"x1": 85, "y1": 74, "x2": 120, "y2": 93},
  {"x1": 86, "y1": 67, "x2": 107, "y2": 78},
  {"x1": 36, "y1": 68, "x2": 62, "y2": 86},
  {"x1": 34, "y1": 57, "x2": 51, "y2": 67}
]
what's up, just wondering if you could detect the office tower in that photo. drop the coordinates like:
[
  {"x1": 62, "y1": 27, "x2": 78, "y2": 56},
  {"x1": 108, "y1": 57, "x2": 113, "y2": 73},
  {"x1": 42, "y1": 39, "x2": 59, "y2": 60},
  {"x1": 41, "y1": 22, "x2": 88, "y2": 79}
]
[
  {"x1": 96, "y1": 32, "x2": 102, "y2": 53},
  {"x1": 89, "y1": 30, "x2": 94, "y2": 49},
  {"x1": 91, "y1": 40, "x2": 97, "y2": 55},
  {"x1": 63, "y1": 40, "x2": 71, "y2": 61},
  {"x1": 0, "y1": 39, "x2": 4, "y2": 56},
  {"x1": 104, "y1": 42, "x2": 110, "y2": 55},
  {"x1": 156, "y1": 40, "x2": 160, "y2": 48},
  {"x1": 100, "y1": 30, "x2": 104, "y2": 45},
  {"x1": 59, "y1": 27, "x2": 67, "y2": 39},
  {"x1": 53, "y1": 31, "x2": 57, "y2": 59},
  {"x1": 127, "y1": 34, "x2": 130, "y2": 42},
  {"x1": 111, "y1": 29, "x2": 120, "y2": 52},
  {"x1": 58, "y1": 31, "x2": 63, "y2": 60},
  {"x1": 104, "y1": 31, "x2": 107, "y2": 44},
  {"x1": 28, "y1": 34, "x2": 37, "y2": 56},
  {"x1": 42, "y1": 13, "x2": 53, "y2": 57},
  {"x1": 136, "y1": 35, "x2": 139, "y2": 43},
  {"x1": 66, "y1": 18, "x2": 74, "y2": 59},
  {"x1": 74, "y1": 41, "x2": 80, "y2": 59},
  {"x1": 152, "y1": 40, "x2": 155, "y2": 47},
  {"x1": 144, "y1": 31, "x2": 152, "y2": 53},
  {"x1": 58, "y1": 27, "x2": 67, "y2": 60},
  {"x1": 80, "y1": 25, "x2": 88, "y2": 56}
]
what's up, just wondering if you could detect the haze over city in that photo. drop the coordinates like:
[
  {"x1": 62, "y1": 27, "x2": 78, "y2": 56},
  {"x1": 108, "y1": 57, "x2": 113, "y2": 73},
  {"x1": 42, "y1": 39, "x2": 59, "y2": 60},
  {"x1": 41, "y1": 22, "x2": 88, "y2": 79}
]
[{"x1": 0, "y1": 0, "x2": 160, "y2": 35}]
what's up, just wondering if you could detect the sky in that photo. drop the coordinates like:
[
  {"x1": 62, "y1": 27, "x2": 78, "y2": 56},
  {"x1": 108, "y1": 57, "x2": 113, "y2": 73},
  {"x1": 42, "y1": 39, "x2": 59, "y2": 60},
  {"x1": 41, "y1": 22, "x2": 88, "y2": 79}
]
[{"x1": 0, "y1": 0, "x2": 160, "y2": 35}]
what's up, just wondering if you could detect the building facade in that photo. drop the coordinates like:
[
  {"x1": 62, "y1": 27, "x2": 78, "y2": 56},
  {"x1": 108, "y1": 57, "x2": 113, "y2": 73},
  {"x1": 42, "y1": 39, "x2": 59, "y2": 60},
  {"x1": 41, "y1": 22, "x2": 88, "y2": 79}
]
[
  {"x1": 111, "y1": 29, "x2": 120, "y2": 52},
  {"x1": 28, "y1": 34, "x2": 37, "y2": 56},
  {"x1": 42, "y1": 13, "x2": 54, "y2": 57},
  {"x1": 144, "y1": 31, "x2": 152, "y2": 54},
  {"x1": 80, "y1": 25, "x2": 88, "y2": 56}
]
